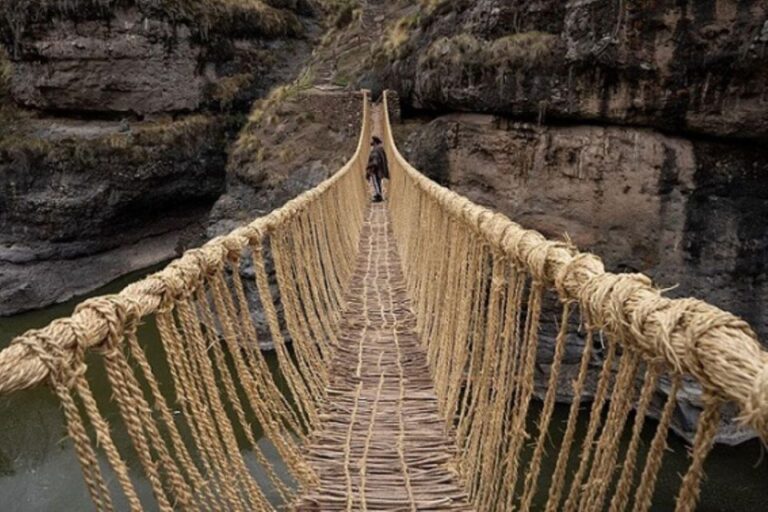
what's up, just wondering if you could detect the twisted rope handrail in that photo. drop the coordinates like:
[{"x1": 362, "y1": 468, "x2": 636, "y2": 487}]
[
  {"x1": 381, "y1": 90, "x2": 768, "y2": 512},
  {"x1": 0, "y1": 90, "x2": 372, "y2": 396},
  {"x1": 381, "y1": 90, "x2": 768, "y2": 441}
]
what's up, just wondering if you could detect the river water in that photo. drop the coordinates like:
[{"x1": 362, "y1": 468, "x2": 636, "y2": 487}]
[{"x1": 0, "y1": 267, "x2": 766, "y2": 511}]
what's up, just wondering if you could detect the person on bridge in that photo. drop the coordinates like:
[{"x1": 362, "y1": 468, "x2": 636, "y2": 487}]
[{"x1": 366, "y1": 136, "x2": 389, "y2": 202}]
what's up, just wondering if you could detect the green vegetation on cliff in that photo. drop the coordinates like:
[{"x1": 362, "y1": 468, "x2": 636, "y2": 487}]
[{"x1": 424, "y1": 32, "x2": 560, "y2": 70}]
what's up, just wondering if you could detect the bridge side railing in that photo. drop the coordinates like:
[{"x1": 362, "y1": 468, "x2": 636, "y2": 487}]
[
  {"x1": 381, "y1": 91, "x2": 768, "y2": 512},
  {"x1": 0, "y1": 92, "x2": 372, "y2": 511}
]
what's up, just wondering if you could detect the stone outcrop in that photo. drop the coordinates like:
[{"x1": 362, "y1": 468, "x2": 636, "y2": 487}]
[
  {"x1": 379, "y1": 0, "x2": 768, "y2": 139},
  {"x1": 0, "y1": 116, "x2": 230, "y2": 314},
  {"x1": 2, "y1": 2, "x2": 304, "y2": 115},
  {"x1": 8, "y1": 11, "x2": 206, "y2": 114},
  {"x1": 0, "y1": 0, "x2": 313, "y2": 314},
  {"x1": 208, "y1": 89, "x2": 365, "y2": 238}
]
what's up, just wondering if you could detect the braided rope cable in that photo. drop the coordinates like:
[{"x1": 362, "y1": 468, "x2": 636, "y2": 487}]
[
  {"x1": 381, "y1": 91, "x2": 768, "y2": 441},
  {"x1": 381, "y1": 89, "x2": 768, "y2": 511},
  {"x1": 1, "y1": 92, "x2": 372, "y2": 511}
]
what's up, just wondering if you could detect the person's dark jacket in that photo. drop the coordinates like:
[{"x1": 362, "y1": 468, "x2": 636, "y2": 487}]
[{"x1": 366, "y1": 145, "x2": 389, "y2": 180}]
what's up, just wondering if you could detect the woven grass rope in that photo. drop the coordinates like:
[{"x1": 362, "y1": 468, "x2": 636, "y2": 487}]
[
  {"x1": 0, "y1": 89, "x2": 766, "y2": 511},
  {"x1": 382, "y1": 91, "x2": 768, "y2": 512}
]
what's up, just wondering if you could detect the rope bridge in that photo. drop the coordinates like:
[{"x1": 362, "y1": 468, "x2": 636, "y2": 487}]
[{"x1": 0, "y1": 91, "x2": 766, "y2": 511}]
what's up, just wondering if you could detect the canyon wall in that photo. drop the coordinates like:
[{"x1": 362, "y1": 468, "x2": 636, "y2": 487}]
[
  {"x1": 397, "y1": 114, "x2": 768, "y2": 341},
  {"x1": 383, "y1": 0, "x2": 768, "y2": 137},
  {"x1": 0, "y1": 0, "x2": 312, "y2": 314}
]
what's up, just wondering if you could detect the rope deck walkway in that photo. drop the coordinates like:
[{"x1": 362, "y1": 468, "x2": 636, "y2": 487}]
[{"x1": 297, "y1": 203, "x2": 471, "y2": 511}]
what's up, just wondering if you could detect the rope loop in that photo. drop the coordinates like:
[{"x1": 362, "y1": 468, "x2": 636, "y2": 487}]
[
  {"x1": 603, "y1": 274, "x2": 655, "y2": 345},
  {"x1": 74, "y1": 295, "x2": 137, "y2": 359},
  {"x1": 684, "y1": 304, "x2": 756, "y2": 396},
  {"x1": 220, "y1": 234, "x2": 247, "y2": 263},
  {"x1": 579, "y1": 273, "x2": 649, "y2": 331},
  {"x1": 474, "y1": 209, "x2": 493, "y2": 236},
  {"x1": 554, "y1": 252, "x2": 603, "y2": 303},
  {"x1": 15, "y1": 329, "x2": 80, "y2": 388},
  {"x1": 158, "y1": 263, "x2": 194, "y2": 307},
  {"x1": 629, "y1": 295, "x2": 680, "y2": 369},
  {"x1": 484, "y1": 213, "x2": 513, "y2": 248},
  {"x1": 240, "y1": 224, "x2": 265, "y2": 246}
]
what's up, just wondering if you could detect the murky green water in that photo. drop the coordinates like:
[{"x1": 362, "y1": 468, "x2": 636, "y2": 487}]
[
  {"x1": 522, "y1": 402, "x2": 768, "y2": 511},
  {"x1": 0, "y1": 267, "x2": 767, "y2": 511},
  {"x1": 0, "y1": 265, "x2": 294, "y2": 511}
]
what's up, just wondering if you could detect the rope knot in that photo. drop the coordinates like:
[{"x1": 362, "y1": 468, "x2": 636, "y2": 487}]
[
  {"x1": 474, "y1": 209, "x2": 493, "y2": 236},
  {"x1": 482, "y1": 213, "x2": 511, "y2": 247},
  {"x1": 554, "y1": 253, "x2": 604, "y2": 301},
  {"x1": 683, "y1": 305, "x2": 756, "y2": 395},
  {"x1": 156, "y1": 264, "x2": 192, "y2": 307},
  {"x1": 579, "y1": 273, "x2": 650, "y2": 331},
  {"x1": 74, "y1": 295, "x2": 138, "y2": 358},
  {"x1": 196, "y1": 243, "x2": 229, "y2": 275},
  {"x1": 220, "y1": 234, "x2": 247, "y2": 263},
  {"x1": 523, "y1": 238, "x2": 571, "y2": 285},
  {"x1": 628, "y1": 296, "x2": 681, "y2": 369},
  {"x1": 15, "y1": 330, "x2": 79, "y2": 388},
  {"x1": 603, "y1": 273, "x2": 654, "y2": 344},
  {"x1": 241, "y1": 224, "x2": 266, "y2": 246}
]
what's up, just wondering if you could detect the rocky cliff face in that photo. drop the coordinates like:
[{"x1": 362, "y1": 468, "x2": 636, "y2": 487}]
[
  {"x1": 381, "y1": 0, "x2": 768, "y2": 138},
  {"x1": 2, "y1": 2, "x2": 303, "y2": 115},
  {"x1": 208, "y1": 89, "x2": 364, "y2": 238},
  {"x1": 0, "y1": 0, "x2": 313, "y2": 314},
  {"x1": 0, "y1": 116, "x2": 230, "y2": 313},
  {"x1": 397, "y1": 114, "x2": 768, "y2": 341},
  {"x1": 9, "y1": 11, "x2": 208, "y2": 114}
]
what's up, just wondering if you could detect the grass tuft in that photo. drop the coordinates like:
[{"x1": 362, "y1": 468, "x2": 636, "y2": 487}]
[
  {"x1": 488, "y1": 32, "x2": 559, "y2": 68},
  {"x1": 424, "y1": 31, "x2": 558, "y2": 70},
  {"x1": 212, "y1": 73, "x2": 254, "y2": 109},
  {"x1": 383, "y1": 13, "x2": 420, "y2": 58}
]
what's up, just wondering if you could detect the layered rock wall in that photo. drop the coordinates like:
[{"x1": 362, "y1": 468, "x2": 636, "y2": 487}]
[
  {"x1": 0, "y1": 0, "x2": 312, "y2": 314},
  {"x1": 9, "y1": 11, "x2": 205, "y2": 114},
  {"x1": 384, "y1": 0, "x2": 768, "y2": 138},
  {"x1": 399, "y1": 111, "x2": 768, "y2": 341}
]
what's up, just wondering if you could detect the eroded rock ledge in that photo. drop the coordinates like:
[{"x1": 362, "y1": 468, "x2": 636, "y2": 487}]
[
  {"x1": 0, "y1": 0, "x2": 313, "y2": 314},
  {"x1": 379, "y1": 0, "x2": 768, "y2": 139}
]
